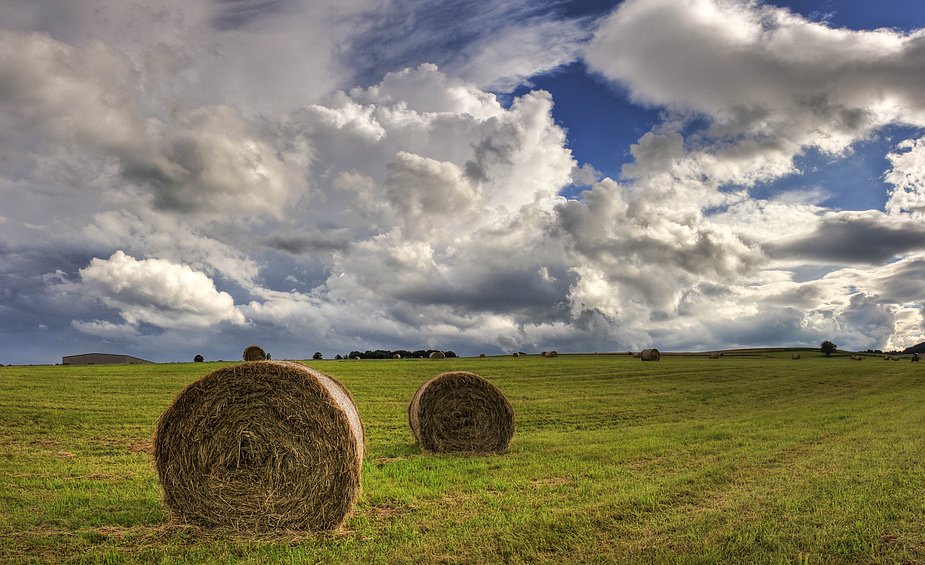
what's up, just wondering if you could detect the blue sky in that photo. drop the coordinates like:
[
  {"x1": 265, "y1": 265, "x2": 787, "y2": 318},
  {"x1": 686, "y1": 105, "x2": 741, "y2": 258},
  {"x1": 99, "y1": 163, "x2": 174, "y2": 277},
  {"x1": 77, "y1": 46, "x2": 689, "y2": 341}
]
[{"x1": 2, "y1": 0, "x2": 925, "y2": 364}]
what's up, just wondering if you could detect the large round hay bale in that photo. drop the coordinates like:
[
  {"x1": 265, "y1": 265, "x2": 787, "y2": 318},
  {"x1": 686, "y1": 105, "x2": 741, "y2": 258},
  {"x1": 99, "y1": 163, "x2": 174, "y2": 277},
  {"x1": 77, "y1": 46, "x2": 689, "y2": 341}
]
[
  {"x1": 393, "y1": 354, "x2": 401, "y2": 359},
  {"x1": 640, "y1": 348, "x2": 660, "y2": 361},
  {"x1": 153, "y1": 361, "x2": 365, "y2": 533},
  {"x1": 429, "y1": 351, "x2": 445, "y2": 360},
  {"x1": 544, "y1": 351, "x2": 558, "y2": 358},
  {"x1": 792, "y1": 354, "x2": 801, "y2": 360},
  {"x1": 408, "y1": 371, "x2": 515, "y2": 454},
  {"x1": 243, "y1": 345, "x2": 267, "y2": 361}
]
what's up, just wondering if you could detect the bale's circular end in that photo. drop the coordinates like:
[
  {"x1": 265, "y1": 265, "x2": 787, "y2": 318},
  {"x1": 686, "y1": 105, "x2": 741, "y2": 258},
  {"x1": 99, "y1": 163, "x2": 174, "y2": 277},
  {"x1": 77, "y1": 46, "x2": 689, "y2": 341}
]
[
  {"x1": 408, "y1": 371, "x2": 515, "y2": 454},
  {"x1": 429, "y1": 351, "x2": 445, "y2": 359},
  {"x1": 640, "y1": 348, "x2": 660, "y2": 361},
  {"x1": 153, "y1": 361, "x2": 364, "y2": 533},
  {"x1": 243, "y1": 345, "x2": 267, "y2": 361}
]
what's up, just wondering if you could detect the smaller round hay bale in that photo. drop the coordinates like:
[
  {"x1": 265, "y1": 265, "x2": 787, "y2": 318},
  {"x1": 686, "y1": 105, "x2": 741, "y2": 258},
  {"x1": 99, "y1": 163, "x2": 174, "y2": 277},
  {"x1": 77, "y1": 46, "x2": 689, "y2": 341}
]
[
  {"x1": 512, "y1": 352, "x2": 519, "y2": 357},
  {"x1": 633, "y1": 352, "x2": 641, "y2": 358},
  {"x1": 884, "y1": 356, "x2": 890, "y2": 360},
  {"x1": 540, "y1": 351, "x2": 547, "y2": 357},
  {"x1": 544, "y1": 351, "x2": 558, "y2": 358},
  {"x1": 479, "y1": 353, "x2": 486, "y2": 358},
  {"x1": 640, "y1": 348, "x2": 660, "y2": 361},
  {"x1": 408, "y1": 372, "x2": 515, "y2": 454},
  {"x1": 153, "y1": 361, "x2": 364, "y2": 534},
  {"x1": 792, "y1": 354, "x2": 800, "y2": 360},
  {"x1": 393, "y1": 354, "x2": 401, "y2": 359},
  {"x1": 243, "y1": 345, "x2": 267, "y2": 361},
  {"x1": 708, "y1": 353, "x2": 720, "y2": 359},
  {"x1": 429, "y1": 351, "x2": 445, "y2": 360}
]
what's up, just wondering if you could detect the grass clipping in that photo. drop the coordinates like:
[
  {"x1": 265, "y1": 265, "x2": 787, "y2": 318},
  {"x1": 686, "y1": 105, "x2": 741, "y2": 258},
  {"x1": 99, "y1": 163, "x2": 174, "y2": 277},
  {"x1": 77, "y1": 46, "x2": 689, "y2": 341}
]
[
  {"x1": 408, "y1": 371, "x2": 515, "y2": 454},
  {"x1": 153, "y1": 361, "x2": 365, "y2": 534}
]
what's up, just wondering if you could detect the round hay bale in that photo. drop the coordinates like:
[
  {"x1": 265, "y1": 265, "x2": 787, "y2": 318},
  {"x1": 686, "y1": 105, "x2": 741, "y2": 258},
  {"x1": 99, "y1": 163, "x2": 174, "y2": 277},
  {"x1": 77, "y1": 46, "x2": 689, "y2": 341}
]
[
  {"x1": 429, "y1": 351, "x2": 445, "y2": 360},
  {"x1": 640, "y1": 348, "x2": 660, "y2": 361},
  {"x1": 512, "y1": 352, "x2": 519, "y2": 358},
  {"x1": 408, "y1": 371, "x2": 515, "y2": 454},
  {"x1": 792, "y1": 354, "x2": 801, "y2": 360},
  {"x1": 708, "y1": 353, "x2": 720, "y2": 359},
  {"x1": 243, "y1": 345, "x2": 267, "y2": 361},
  {"x1": 540, "y1": 351, "x2": 547, "y2": 357},
  {"x1": 478, "y1": 353, "x2": 486, "y2": 358},
  {"x1": 633, "y1": 352, "x2": 641, "y2": 358},
  {"x1": 544, "y1": 351, "x2": 558, "y2": 358},
  {"x1": 393, "y1": 354, "x2": 401, "y2": 359},
  {"x1": 153, "y1": 361, "x2": 365, "y2": 533}
]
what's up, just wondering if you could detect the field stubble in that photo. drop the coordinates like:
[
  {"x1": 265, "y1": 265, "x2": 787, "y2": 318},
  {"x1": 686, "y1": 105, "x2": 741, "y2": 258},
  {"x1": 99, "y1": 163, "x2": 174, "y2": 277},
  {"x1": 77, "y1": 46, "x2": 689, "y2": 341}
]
[{"x1": 0, "y1": 353, "x2": 923, "y2": 564}]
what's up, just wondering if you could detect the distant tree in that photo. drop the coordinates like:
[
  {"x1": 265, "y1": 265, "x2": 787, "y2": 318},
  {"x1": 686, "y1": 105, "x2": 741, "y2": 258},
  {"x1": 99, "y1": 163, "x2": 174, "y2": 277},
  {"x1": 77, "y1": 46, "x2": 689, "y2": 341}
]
[
  {"x1": 194, "y1": 354, "x2": 204, "y2": 363},
  {"x1": 821, "y1": 341, "x2": 837, "y2": 356},
  {"x1": 335, "y1": 354, "x2": 343, "y2": 360},
  {"x1": 313, "y1": 352, "x2": 323, "y2": 360}
]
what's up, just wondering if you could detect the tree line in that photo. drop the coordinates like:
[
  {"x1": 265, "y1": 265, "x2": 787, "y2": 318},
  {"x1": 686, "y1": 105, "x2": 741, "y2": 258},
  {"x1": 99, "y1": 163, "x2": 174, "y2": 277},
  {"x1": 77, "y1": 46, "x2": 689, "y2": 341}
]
[{"x1": 321, "y1": 349, "x2": 458, "y2": 360}]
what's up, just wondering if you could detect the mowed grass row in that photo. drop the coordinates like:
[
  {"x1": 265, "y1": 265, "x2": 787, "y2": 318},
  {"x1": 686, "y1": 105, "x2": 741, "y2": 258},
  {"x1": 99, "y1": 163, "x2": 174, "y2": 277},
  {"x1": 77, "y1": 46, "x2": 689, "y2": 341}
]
[{"x1": 0, "y1": 353, "x2": 924, "y2": 564}]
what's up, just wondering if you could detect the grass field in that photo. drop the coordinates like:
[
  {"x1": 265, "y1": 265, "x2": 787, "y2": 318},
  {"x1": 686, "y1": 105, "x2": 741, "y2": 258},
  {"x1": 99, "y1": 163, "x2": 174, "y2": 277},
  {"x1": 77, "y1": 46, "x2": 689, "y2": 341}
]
[{"x1": 1, "y1": 351, "x2": 924, "y2": 564}]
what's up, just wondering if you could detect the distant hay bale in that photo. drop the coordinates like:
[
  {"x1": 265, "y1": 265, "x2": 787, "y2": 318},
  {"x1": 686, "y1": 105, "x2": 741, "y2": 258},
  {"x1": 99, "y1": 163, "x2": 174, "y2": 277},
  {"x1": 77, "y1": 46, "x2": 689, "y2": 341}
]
[
  {"x1": 540, "y1": 351, "x2": 547, "y2": 357},
  {"x1": 153, "y1": 361, "x2": 365, "y2": 534},
  {"x1": 429, "y1": 351, "x2": 445, "y2": 360},
  {"x1": 512, "y1": 352, "x2": 520, "y2": 357},
  {"x1": 640, "y1": 348, "x2": 660, "y2": 362},
  {"x1": 708, "y1": 353, "x2": 720, "y2": 359},
  {"x1": 242, "y1": 345, "x2": 267, "y2": 361},
  {"x1": 544, "y1": 351, "x2": 558, "y2": 358},
  {"x1": 792, "y1": 354, "x2": 800, "y2": 360},
  {"x1": 479, "y1": 353, "x2": 486, "y2": 358},
  {"x1": 633, "y1": 352, "x2": 641, "y2": 358},
  {"x1": 393, "y1": 354, "x2": 401, "y2": 359},
  {"x1": 408, "y1": 371, "x2": 515, "y2": 454}
]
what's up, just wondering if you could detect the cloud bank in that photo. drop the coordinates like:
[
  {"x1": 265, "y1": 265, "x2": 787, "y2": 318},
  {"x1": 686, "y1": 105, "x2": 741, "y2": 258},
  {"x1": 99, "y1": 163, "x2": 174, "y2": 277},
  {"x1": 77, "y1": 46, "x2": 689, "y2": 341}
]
[{"x1": 2, "y1": 0, "x2": 925, "y2": 363}]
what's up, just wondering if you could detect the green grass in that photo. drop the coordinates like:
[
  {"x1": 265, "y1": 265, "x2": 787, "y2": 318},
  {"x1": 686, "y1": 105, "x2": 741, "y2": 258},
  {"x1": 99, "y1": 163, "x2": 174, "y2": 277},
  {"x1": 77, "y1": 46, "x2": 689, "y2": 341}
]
[{"x1": 1, "y1": 353, "x2": 924, "y2": 563}]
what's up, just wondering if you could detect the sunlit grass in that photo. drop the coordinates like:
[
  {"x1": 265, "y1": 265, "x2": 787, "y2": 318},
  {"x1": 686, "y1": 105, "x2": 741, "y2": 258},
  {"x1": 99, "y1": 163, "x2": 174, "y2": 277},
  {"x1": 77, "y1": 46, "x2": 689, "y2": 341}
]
[{"x1": 1, "y1": 353, "x2": 924, "y2": 563}]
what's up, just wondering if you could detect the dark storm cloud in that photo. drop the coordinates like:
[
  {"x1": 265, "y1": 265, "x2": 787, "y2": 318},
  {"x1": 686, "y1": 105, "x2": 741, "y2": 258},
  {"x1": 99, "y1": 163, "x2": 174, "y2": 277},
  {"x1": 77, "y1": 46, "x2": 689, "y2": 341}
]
[
  {"x1": 702, "y1": 307, "x2": 808, "y2": 348},
  {"x1": 876, "y1": 258, "x2": 925, "y2": 303},
  {"x1": 263, "y1": 230, "x2": 354, "y2": 255},
  {"x1": 766, "y1": 211, "x2": 925, "y2": 264},
  {"x1": 211, "y1": 0, "x2": 294, "y2": 31},
  {"x1": 394, "y1": 268, "x2": 573, "y2": 319}
]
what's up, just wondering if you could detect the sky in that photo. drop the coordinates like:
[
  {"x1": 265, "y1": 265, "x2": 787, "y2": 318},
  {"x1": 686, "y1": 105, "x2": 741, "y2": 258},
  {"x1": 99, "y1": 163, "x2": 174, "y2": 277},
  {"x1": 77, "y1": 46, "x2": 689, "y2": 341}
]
[{"x1": 3, "y1": 0, "x2": 925, "y2": 364}]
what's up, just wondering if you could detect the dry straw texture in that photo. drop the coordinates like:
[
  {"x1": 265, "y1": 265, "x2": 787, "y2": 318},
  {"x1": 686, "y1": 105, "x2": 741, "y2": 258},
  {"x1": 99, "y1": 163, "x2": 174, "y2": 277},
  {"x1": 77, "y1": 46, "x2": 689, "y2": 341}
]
[
  {"x1": 408, "y1": 371, "x2": 515, "y2": 454},
  {"x1": 153, "y1": 361, "x2": 365, "y2": 534},
  {"x1": 242, "y1": 345, "x2": 267, "y2": 361},
  {"x1": 544, "y1": 351, "x2": 559, "y2": 358},
  {"x1": 792, "y1": 354, "x2": 801, "y2": 360},
  {"x1": 429, "y1": 351, "x2": 446, "y2": 359},
  {"x1": 641, "y1": 348, "x2": 660, "y2": 361}
]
